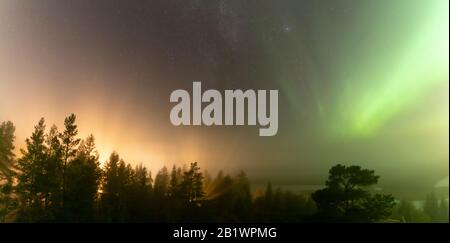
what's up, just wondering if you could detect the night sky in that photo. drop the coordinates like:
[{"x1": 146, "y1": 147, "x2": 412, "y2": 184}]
[{"x1": 0, "y1": 0, "x2": 448, "y2": 196}]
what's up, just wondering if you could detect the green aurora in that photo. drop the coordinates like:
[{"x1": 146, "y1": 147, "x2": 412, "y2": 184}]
[{"x1": 274, "y1": 0, "x2": 448, "y2": 137}]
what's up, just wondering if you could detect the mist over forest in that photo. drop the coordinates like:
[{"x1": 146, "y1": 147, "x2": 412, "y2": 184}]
[{"x1": 1, "y1": 116, "x2": 448, "y2": 223}]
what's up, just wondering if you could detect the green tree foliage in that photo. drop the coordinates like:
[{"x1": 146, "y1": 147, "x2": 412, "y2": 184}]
[{"x1": 312, "y1": 164, "x2": 395, "y2": 222}]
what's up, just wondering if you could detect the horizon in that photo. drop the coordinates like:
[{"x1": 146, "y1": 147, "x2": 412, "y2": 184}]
[{"x1": 4, "y1": 112, "x2": 448, "y2": 201}]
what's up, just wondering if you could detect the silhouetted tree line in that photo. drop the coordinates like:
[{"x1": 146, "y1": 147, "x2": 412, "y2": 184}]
[
  {"x1": 391, "y1": 191, "x2": 449, "y2": 223},
  {"x1": 0, "y1": 115, "x2": 447, "y2": 223}
]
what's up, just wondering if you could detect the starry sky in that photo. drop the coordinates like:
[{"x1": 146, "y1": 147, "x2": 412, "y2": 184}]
[{"x1": 0, "y1": 0, "x2": 448, "y2": 197}]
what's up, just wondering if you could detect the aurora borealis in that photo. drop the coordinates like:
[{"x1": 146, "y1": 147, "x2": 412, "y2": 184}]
[{"x1": 0, "y1": 0, "x2": 448, "y2": 198}]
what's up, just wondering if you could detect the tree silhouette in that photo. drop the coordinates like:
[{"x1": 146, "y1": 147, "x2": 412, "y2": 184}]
[
  {"x1": 169, "y1": 165, "x2": 181, "y2": 198},
  {"x1": 154, "y1": 166, "x2": 169, "y2": 198},
  {"x1": 231, "y1": 171, "x2": 252, "y2": 221},
  {"x1": 2, "y1": 115, "x2": 428, "y2": 223},
  {"x1": 59, "y1": 114, "x2": 81, "y2": 210},
  {"x1": 100, "y1": 152, "x2": 121, "y2": 222},
  {"x1": 16, "y1": 118, "x2": 48, "y2": 221},
  {"x1": 45, "y1": 125, "x2": 64, "y2": 216},
  {"x1": 312, "y1": 164, "x2": 395, "y2": 222},
  {"x1": 65, "y1": 135, "x2": 101, "y2": 222},
  {"x1": 0, "y1": 121, "x2": 15, "y2": 176},
  {"x1": 424, "y1": 191, "x2": 439, "y2": 222},
  {"x1": 393, "y1": 200, "x2": 430, "y2": 223},
  {"x1": 126, "y1": 164, "x2": 153, "y2": 222},
  {"x1": 438, "y1": 198, "x2": 449, "y2": 223},
  {"x1": 0, "y1": 121, "x2": 16, "y2": 222},
  {"x1": 180, "y1": 162, "x2": 204, "y2": 202}
]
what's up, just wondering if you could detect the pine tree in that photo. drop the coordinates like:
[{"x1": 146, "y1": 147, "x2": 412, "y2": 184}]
[
  {"x1": 127, "y1": 164, "x2": 153, "y2": 222},
  {"x1": 103, "y1": 152, "x2": 120, "y2": 196},
  {"x1": 59, "y1": 114, "x2": 81, "y2": 209},
  {"x1": 0, "y1": 121, "x2": 15, "y2": 176},
  {"x1": 65, "y1": 135, "x2": 101, "y2": 222},
  {"x1": 0, "y1": 179, "x2": 16, "y2": 222},
  {"x1": 192, "y1": 164, "x2": 204, "y2": 201},
  {"x1": 117, "y1": 160, "x2": 133, "y2": 221},
  {"x1": 169, "y1": 165, "x2": 179, "y2": 198},
  {"x1": 43, "y1": 125, "x2": 63, "y2": 217},
  {"x1": 265, "y1": 182, "x2": 273, "y2": 209},
  {"x1": 0, "y1": 121, "x2": 16, "y2": 222},
  {"x1": 231, "y1": 171, "x2": 252, "y2": 221},
  {"x1": 438, "y1": 198, "x2": 449, "y2": 223},
  {"x1": 17, "y1": 118, "x2": 47, "y2": 221},
  {"x1": 101, "y1": 152, "x2": 120, "y2": 222},
  {"x1": 154, "y1": 166, "x2": 169, "y2": 197},
  {"x1": 424, "y1": 191, "x2": 439, "y2": 222},
  {"x1": 312, "y1": 164, "x2": 395, "y2": 222},
  {"x1": 180, "y1": 162, "x2": 204, "y2": 202}
]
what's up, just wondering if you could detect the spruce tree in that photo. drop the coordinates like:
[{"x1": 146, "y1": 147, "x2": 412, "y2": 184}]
[
  {"x1": 59, "y1": 114, "x2": 81, "y2": 209},
  {"x1": 17, "y1": 118, "x2": 47, "y2": 221}
]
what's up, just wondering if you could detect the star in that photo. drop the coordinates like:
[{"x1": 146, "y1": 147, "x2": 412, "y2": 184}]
[{"x1": 282, "y1": 25, "x2": 292, "y2": 33}]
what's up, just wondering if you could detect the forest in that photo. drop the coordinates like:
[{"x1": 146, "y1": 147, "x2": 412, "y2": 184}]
[{"x1": 0, "y1": 114, "x2": 448, "y2": 223}]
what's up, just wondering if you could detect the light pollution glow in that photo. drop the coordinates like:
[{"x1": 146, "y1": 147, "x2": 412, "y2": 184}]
[{"x1": 0, "y1": 0, "x2": 448, "y2": 193}]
